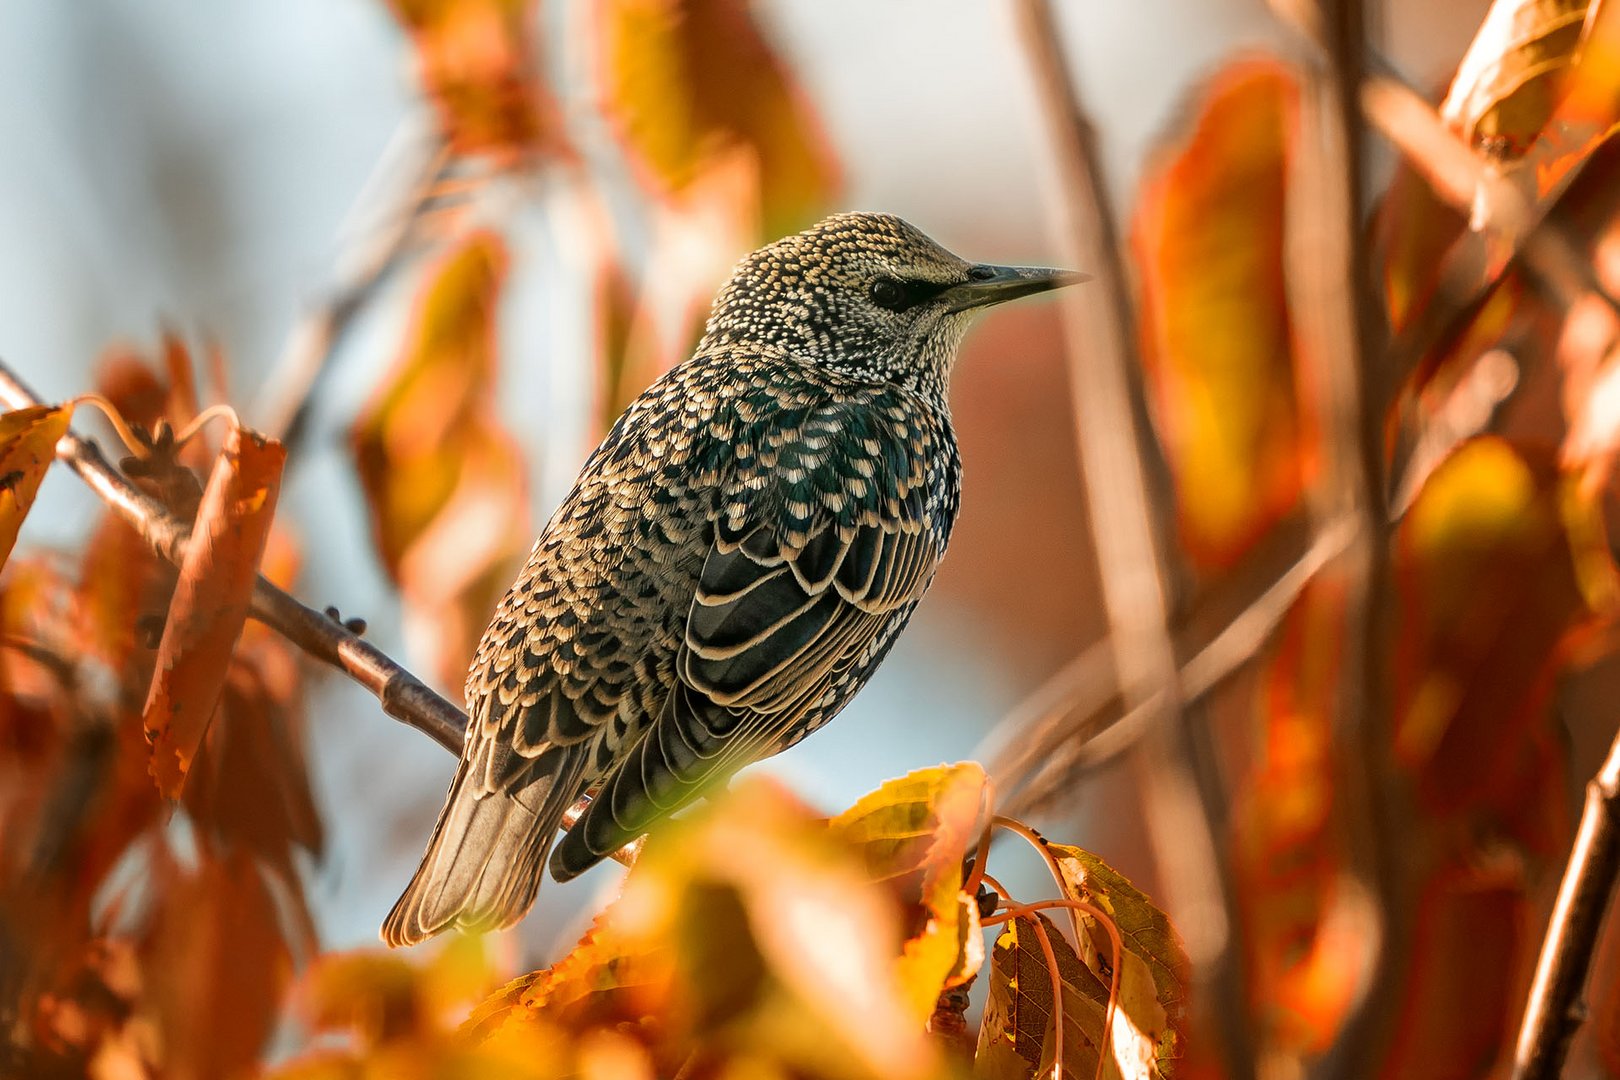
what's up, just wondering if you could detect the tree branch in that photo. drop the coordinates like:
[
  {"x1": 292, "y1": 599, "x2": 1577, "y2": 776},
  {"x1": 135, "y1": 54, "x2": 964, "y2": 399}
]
[
  {"x1": 1511, "y1": 725, "x2": 1620, "y2": 1079},
  {"x1": 0, "y1": 360, "x2": 468, "y2": 754},
  {"x1": 1012, "y1": 1, "x2": 1252, "y2": 1073},
  {"x1": 1285, "y1": 5, "x2": 1407, "y2": 1077}
]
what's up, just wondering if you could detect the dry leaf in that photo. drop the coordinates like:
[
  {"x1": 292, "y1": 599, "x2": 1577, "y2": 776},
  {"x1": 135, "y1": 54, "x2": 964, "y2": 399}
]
[
  {"x1": 142, "y1": 425, "x2": 285, "y2": 798},
  {"x1": 0, "y1": 404, "x2": 73, "y2": 572},
  {"x1": 1229, "y1": 581, "x2": 1368, "y2": 1054},
  {"x1": 975, "y1": 912, "x2": 1112, "y2": 1080},
  {"x1": 1050, "y1": 844, "x2": 1189, "y2": 1075},
  {"x1": 1442, "y1": 0, "x2": 1595, "y2": 161},
  {"x1": 139, "y1": 846, "x2": 295, "y2": 1080},
  {"x1": 1133, "y1": 57, "x2": 1310, "y2": 571}
]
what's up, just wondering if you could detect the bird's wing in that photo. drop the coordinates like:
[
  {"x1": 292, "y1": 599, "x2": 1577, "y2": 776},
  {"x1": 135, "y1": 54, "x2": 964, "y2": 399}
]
[{"x1": 552, "y1": 396, "x2": 945, "y2": 877}]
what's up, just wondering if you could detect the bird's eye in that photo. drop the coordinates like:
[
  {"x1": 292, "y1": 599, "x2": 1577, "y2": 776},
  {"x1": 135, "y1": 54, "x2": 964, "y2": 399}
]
[{"x1": 870, "y1": 277, "x2": 906, "y2": 310}]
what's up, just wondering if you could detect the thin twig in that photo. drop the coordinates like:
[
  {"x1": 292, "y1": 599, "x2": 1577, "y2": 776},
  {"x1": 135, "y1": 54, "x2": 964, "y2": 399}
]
[
  {"x1": 1511, "y1": 725, "x2": 1620, "y2": 1079},
  {"x1": 252, "y1": 117, "x2": 451, "y2": 448},
  {"x1": 992, "y1": 815, "x2": 1121, "y2": 1073},
  {"x1": 1284, "y1": 3, "x2": 1406, "y2": 1077},
  {"x1": 1004, "y1": 517, "x2": 1358, "y2": 815},
  {"x1": 1013, "y1": 3, "x2": 1251, "y2": 1072}
]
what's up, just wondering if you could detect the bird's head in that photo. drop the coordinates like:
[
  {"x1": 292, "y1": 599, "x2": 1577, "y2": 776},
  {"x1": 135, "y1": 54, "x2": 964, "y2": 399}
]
[{"x1": 698, "y1": 212, "x2": 1084, "y2": 392}]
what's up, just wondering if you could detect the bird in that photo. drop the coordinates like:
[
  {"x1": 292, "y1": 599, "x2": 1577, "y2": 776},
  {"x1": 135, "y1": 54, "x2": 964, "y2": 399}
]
[{"x1": 382, "y1": 211, "x2": 1081, "y2": 947}]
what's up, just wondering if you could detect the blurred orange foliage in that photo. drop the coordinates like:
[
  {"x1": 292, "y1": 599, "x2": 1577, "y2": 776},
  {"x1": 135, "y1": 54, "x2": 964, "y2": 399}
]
[{"x1": 1134, "y1": 58, "x2": 1312, "y2": 572}]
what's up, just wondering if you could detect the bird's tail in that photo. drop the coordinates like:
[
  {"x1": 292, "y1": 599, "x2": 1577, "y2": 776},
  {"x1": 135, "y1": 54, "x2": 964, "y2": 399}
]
[{"x1": 380, "y1": 764, "x2": 554, "y2": 948}]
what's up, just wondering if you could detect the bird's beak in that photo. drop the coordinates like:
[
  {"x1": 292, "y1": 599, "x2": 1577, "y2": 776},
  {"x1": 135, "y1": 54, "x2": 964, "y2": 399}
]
[{"x1": 941, "y1": 264, "x2": 1089, "y2": 314}]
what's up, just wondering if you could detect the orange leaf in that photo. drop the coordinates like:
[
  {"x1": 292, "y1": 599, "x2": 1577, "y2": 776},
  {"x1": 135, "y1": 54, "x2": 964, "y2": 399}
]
[
  {"x1": 0, "y1": 405, "x2": 72, "y2": 572},
  {"x1": 1393, "y1": 438, "x2": 1596, "y2": 815},
  {"x1": 386, "y1": 0, "x2": 569, "y2": 165},
  {"x1": 1133, "y1": 58, "x2": 1310, "y2": 571},
  {"x1": 182, "y1": 631, "x2": 322, "y2": 949},
  {"x1": 1230, "y1": 581, "x2": 1368, "y2": 1054},
  {"x1": 139, "y1": 846, "x2": 295, "y2": 1080},
  {"x1": 1380, "y1": 869, "x2": 1531, "y2": 1077},
  {"x1": 598, "y1": 0, "x2": 840, "y2": 232},
  {"x1": 350, "y1": 230, "x2": 530, "y2": 686},
  {"x1": 142, "y1": 425, "x2": 285, "y2": 798}
]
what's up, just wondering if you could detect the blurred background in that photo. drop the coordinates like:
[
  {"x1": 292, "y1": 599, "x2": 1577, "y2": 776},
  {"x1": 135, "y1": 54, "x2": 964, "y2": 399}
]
[{"x1": 22, "y1": 0, "x2": 1620, "y2": 1077}]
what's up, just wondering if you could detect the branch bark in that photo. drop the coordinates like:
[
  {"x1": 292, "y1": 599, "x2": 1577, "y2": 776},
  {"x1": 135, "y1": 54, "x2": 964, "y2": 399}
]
[{"x1": 1511, "y1": 727, "x2": 1620, "y2": 1079}]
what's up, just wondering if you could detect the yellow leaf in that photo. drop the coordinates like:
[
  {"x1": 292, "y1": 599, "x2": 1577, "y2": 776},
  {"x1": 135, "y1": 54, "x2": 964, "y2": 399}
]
[
  {"x1": 350, "y1": 230, "x2": 531, "y2": 686},
  {"x1": 1050, "y1": 844, "x2": 1189, "y2": 1074},
  {"x1": 0, "y1": 404, "x2": 72, "y2": 572},
  {"x1": 598, "y1": 0, "x2": 840, "y2": 232},
  {"x1": 830, "y1": 762, "x2": 990, "y2": 1018}
]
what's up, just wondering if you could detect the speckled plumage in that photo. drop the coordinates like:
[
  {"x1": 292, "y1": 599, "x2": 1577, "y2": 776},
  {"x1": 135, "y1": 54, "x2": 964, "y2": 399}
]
[{"x1": 382, "y1": 212, "x2": 1078, "y2": 947}]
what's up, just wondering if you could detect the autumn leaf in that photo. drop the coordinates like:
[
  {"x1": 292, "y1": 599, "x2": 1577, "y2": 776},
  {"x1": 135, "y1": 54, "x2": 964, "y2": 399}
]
[
  {"x1": 138, "y1": 846, "x2": 295, "y2": 1080},
  {"x1": 276, "y1": 932, "x2": 614, "y2": 1080},
  {"x1": 621, "y1": 778, "x2": 941, "y2": 1080},
  {"x1": 460, "y1": 778, "x2": 948, "y2": 1080},
  {"x1": 1051, "y1": 844, "x2": 1189, "y2": 1075},
  {"x1": 1441, "y1": 0, "x2": 1595, "y2": 162},
  {"x1": 1392, "y1": 437, "x2": 1599, "y2": 814},
  {"x1": 975, "y1": 912, "x2": 1111, "y2": 1080},
  {"x1": 0, "y1": 404, "x2": 72, "y2": 573},
  {"x1": 350, "y1": 230, "x2": 531, "y2": 687},
  {"x1": 1380, "y1": 868, "x2": 1533, "y2": 1076},
  {"x1": 142, "y1": 424, "x2": 285, "y2": 799},
  {"x1": 829, "y1": 761, "x2": 989, "y2": 1018},
  {"x1": 1133, "y1": 57, "x2": 1311, "y2": 571},
  {"x1": 1228, "y1": 581, "x2": 1368, "y2": 1055},
  {"x1": 597, "y1": 0, "x2": 840, "y2": 232},
  {"x1": 385, "y1": 0, "x2": 570, "y2": 165},
  {"x1": 182, "y1": 630, "x2": 323, "y2": 947}
]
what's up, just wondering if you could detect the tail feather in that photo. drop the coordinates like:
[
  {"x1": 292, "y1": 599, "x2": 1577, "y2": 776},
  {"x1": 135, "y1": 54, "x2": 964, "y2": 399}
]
[{"x1": 380, "y1": 765, "x2": 554, "y2": 948}]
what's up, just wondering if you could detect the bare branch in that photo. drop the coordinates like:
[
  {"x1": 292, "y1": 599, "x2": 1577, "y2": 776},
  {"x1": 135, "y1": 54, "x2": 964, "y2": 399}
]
[
  {"x1": 1512, "y1": 723, "x2": 1620, "y2": 1079},
  {"x1": 985, "y1": 516, "x2": 1357, "y2": 810},
  {"x1": 252, "y1": 116, "x2": 452, "y2": 448},
  {"x1": 1012, "y1": 0, "x2": 1251, "y2": 1071}
]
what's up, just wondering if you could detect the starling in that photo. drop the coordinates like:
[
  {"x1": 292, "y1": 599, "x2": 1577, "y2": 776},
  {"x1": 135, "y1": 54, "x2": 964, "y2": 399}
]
[{"x1": 382, "y1": 212, "x2": 1080, "y2": 946}]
